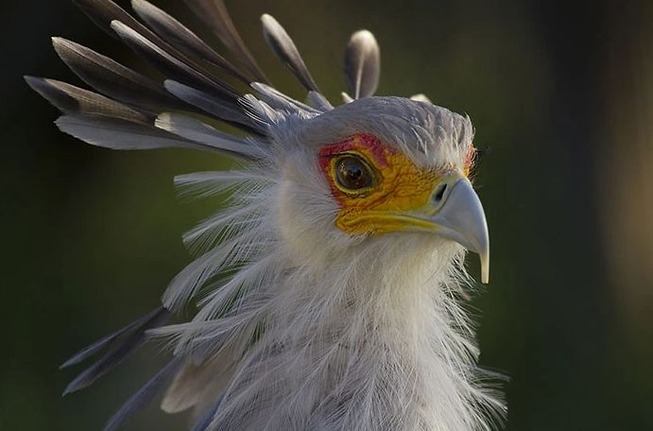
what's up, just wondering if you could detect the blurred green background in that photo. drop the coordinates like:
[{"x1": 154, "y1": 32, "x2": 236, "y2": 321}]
[{"x1": 2, "y1": 0, "x2": 652, "y2": 429}]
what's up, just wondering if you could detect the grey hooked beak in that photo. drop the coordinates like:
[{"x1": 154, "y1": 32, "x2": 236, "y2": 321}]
[{"x1": 430, "y1": 176, "x2": 490, "y2": 283}]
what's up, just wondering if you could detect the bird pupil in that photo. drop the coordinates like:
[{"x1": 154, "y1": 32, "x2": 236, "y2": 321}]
[
  {"x1": 336, "y1": 155, "x2": 372, "y2": 190},
  {"x1": 348, "y1": 165, "x2": 362, "y2": 180}
]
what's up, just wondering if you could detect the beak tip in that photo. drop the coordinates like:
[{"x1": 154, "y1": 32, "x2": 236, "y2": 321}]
[
  {"x1": 428, "y1": 177, "x2": 491, "y2": 284},
  {"x1": 480, "y1": 250, "x2": 490, "y2": 284}
]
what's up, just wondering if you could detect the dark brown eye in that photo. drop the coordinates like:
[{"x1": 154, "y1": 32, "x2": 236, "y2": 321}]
[{"x1": 335, "y1": 154, "x2": 374, "y2": 191}]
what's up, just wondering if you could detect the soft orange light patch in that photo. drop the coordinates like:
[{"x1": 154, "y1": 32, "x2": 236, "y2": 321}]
[{"x1": 319, "y1": 134, "x2": 442, "y2": 235}]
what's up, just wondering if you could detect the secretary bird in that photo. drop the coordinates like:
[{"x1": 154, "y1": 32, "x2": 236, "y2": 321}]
[{"x1": 26, "y1": 0, "x2": 505, "y2": 429}]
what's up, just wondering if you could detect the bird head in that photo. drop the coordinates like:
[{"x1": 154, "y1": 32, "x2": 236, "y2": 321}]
[{"x1": 264, "y1": 96, "x2": 489, "y2": 283}]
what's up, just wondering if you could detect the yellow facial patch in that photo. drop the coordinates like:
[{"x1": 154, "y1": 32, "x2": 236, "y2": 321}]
[{"x1": 319, "y1": 134, "x2": 445, "y2": 235}]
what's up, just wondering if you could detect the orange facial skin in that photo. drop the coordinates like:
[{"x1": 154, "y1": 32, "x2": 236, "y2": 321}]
[{"x1": 319, "y1": 134, "x2": 445, "y2": 235}]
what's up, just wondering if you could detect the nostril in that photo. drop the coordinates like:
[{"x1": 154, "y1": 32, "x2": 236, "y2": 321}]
[{"x1": 433, "y1": 183, "x2": 447, "y2": 204}]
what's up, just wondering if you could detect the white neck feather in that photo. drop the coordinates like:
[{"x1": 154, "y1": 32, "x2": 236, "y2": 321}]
[{"x1": 206, "y1": 235, "x2": 502, "y2": 430}]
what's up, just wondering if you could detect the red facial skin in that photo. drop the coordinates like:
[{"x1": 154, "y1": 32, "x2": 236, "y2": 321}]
[{"x1": 318, "y1": 133, "x2": 392, "y2": 172}]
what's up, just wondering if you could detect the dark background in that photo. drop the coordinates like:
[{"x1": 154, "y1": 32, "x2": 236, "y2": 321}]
[{"x1": 2, "y1": 0, "x2": 652, "y2": 429}]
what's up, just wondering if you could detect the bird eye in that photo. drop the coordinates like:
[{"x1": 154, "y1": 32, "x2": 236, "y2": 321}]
[{"x1": 334, "y1": 154, "x2": 375, "y2": 192}]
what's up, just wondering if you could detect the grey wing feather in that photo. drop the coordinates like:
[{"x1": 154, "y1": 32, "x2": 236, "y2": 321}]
[
  {"x1": 344, "y1": 30, "x2": 380, "y2": 99},
  {"x1": 261, "y1": 14, "x2": 320, "y2": 93},
  {"x1": 56, "y1": 115, "x2": 213, "y2": 152},
  {"x1": 25, "y1": 76, "x2": 149, "y2": 123},
  {"x1": 182, "y1": 0, "x2": 268, "y2": 83},
  {"x1": 110, "y1": 20, "x2": 239, "y2": 101},
  {"x1": 75, "y1": 0, "x2": 242, "y2": 101},
  {"x1": 131, "y1": 0, "x2": 250, "y2": 84},
  {"x1": 63, "y1": 307, "x2": 171, "y2": 395},
  {"x1": 155, "y1": 113, "x2": 268, "y2": 160},
  {"x1": 61, "y1": 307, "x2": 169, "y2": 369},
  {"x1": 251, "y1": 82, "x2": 320, "y2": 116},
  {"x1": 73, "y1": 0, "x2": 157, "y2": 41},
  {"x1": 161, "y1": 355, "x2": 234, "y2": 414},
  {"x1": 161, "y1": 362, "x2": 207, "y2": 414},
  {"x1": 164, "y1": 80, "x2": 265, "y2": 134},
  {"x1": 307, "y1": 91, "x2": 334, "y2": 112},
  {"x1": 51, "y1": 37, "x2": 184, "y2": 112},
  {"x1": 239, "y1": 94, "x2": 285, "y2": 129},
  {"x1": 103, "y1": 357, "x2": 184, "y2": 431}
]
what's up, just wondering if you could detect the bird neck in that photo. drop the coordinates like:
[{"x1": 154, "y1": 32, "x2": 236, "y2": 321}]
[
  {"x1": 277, "y1": 236, "x2": 472, "y2": 430},
  {"x1": 213, "y1": 234, "x2": 501, "y2": 430}
]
